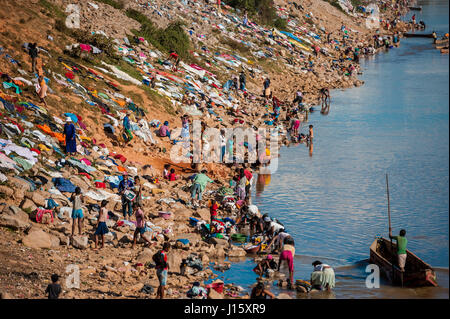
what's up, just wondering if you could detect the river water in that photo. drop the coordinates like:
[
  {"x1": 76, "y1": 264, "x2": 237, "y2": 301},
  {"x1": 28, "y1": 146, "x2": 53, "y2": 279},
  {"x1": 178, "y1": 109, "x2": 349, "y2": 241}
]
[{"x1": 216, "y1": 0, "x2": 449, "y2": 298}]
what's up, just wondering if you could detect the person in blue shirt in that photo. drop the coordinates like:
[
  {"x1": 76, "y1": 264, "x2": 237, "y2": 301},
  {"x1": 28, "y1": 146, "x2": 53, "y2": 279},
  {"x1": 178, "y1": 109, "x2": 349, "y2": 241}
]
[
  {"x1": 63, "y1": 117, "x2": 77, "y2": 155},
  {"x1": 123, "y1": 111, "x2": 133, "y2": 144},
  {"x1": 118, "y1": 173, "x2": 134, "y2": 220}
]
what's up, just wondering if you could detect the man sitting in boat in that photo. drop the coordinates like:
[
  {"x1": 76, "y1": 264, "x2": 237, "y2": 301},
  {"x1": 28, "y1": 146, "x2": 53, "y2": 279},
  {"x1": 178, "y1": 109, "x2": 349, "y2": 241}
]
[
  {"x1": 310, "y1": 261, "x2": 335, "y2": 291},
  {"x1": 389, "y1": 229, "x2": 408, "y2": 272}
]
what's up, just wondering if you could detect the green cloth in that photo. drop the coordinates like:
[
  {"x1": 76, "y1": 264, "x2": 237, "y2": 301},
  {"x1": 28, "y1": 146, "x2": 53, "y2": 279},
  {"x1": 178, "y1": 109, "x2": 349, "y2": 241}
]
[
  {"x1": 310, "y1": 268, "x2": 335, "y2": 290},
  {"x1": 13, "y1": 157, "x2": 33, "y2": 170},
  {"x1": 393, "y1": 236, "x2": 407, "y2": 255},
  {"x1": 193, "y1": 173, "x2": 213, "y2": 193}
]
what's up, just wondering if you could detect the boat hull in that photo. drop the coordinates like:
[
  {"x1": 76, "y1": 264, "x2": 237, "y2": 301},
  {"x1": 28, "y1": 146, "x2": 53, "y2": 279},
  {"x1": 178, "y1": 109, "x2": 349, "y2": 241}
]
[{"x1": 369, "y1": 238, "x2": 438, "y2": 287}]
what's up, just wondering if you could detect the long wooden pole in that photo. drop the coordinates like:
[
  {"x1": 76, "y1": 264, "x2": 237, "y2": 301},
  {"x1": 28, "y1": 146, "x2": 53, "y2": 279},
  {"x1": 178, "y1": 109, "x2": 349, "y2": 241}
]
[{"x1": 386, "y1": 174, "x2": 395, "y2": 284}]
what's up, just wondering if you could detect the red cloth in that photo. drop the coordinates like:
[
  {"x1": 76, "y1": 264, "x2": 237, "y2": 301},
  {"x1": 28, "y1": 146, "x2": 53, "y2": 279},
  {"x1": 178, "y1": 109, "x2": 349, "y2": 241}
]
[
  {"x1": 65, "y1": 72, "x2": 75, "y2": 80},
  {"x1": 112, "y1": 153, "x2": 127, "y2": 163},
  {"x1": 168, "y1": 173, "x2": 177, "y2": 181},
  {"x1": 244, "y1": 169, "x2": 253, "y2": 181},
  {"x1": 95, "y1": 182, "x2": 106, "y2": 189},
  {"x1": 210, "y1": 202, "x2": 218, "y2": 217},
  {"x1": 30, "y1": 148, "x2": 41, "y2": 155},
  {"x1": 79, "y1": 172, "x2": 91, "y2": 179}
]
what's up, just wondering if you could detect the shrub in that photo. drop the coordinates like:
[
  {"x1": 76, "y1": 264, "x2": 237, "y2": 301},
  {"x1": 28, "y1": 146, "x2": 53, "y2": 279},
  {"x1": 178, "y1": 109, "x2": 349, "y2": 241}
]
[
  {"x1": 94, "y1": 0, "x2": 124, "y2": 10},
  {"x1": 127, "y1": 9, "x2": 191, "y2": 59},
  {"x1": 228, "y1": 0, "x2": 279, "y2": 27},
  {"x1": 273, "y1": 18, "x2": 288, "y2": 31}
]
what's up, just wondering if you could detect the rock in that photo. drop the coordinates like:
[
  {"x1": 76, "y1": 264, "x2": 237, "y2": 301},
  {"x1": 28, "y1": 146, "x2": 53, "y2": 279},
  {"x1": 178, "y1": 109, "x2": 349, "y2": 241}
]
[
  {"x1": 22, "y1": 229, "x2": 56, "y2": 249},
  {"x1": 227, "y1": 246, "x2": 246, "y2": 257},
  {"x1": 26, "y1": 191, "x2": 46, "y2": 207},
  {"x1": 20, "y1": 199, "x2": 37, "y2": 213},
  {"x1": 71, "y1": 235, "x2": 89, "y2": 249},
  {"x1": 277, "y1": 293, "x2": 293, "y2": 299},
  {"x1": 174, "y1": 233, "x2": 201, "y2": 245},
  {"x1": 118, "y1": 234, "x2": 133, "y2": 244},
  {"x1": 209, "y1": 237, "x2": 228, "y2": 246},
  {"x1": 193, "y1": 208, "x2": 210, "y2": 221},
  {"x1": 208, "y1": 288, "x2": 223, "y2": 299},
  {"x1": 4, "y1": 205, "x2": 29, "y2": 222},
  {"x1": 0, "y1": 215, "x2": 31, "y2": 230},
  {"x1": 0, "y1": 185, "x2": 14, "y2": 197},
  {"x1": 0, "y1": 292, "x2": 13, "y2": 299},
  {"x1": 200, "y1": 253, "x2": 210, "y2": 265},
  {"x1": 135, "y1": 248, "x2": 156, "y2": 264},
  {"x1": 167, "y1": 250, "x2": 190, "y2": 273}
]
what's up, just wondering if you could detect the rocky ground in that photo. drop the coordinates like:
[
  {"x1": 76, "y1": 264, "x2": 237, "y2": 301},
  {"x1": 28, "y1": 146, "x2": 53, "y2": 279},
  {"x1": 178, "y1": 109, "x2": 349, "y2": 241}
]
[{"x1": 0, "y1": 0, "x2": 415, "y2": 299}]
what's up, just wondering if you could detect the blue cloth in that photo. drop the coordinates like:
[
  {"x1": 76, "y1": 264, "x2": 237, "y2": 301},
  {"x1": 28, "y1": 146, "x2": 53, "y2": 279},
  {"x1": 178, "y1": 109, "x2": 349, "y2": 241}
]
[
  {"x1": 94, "y1": 222, "x2": 109, "y2": 235},
  {"x1": 118, "y1": 179, "x2": 134, "y2": 193},
  {"x1": 157, "y1": 269, "x2": 167, "y2": 286},
  {"x1": 72, "y1": 209, "x2": 83, "y2": 219},
  {"x1": 64, "y1": 113, "x2": 78, "y2": 123},
  {"x1": 63, "y1": 123, "x2": 77, "y2": 153},
  {"x1": 123, "y1": 115, "x2": 131, "y2": 130},
  {"x1": 52, "y1": 178, "x2": 76, "y2": 193}
]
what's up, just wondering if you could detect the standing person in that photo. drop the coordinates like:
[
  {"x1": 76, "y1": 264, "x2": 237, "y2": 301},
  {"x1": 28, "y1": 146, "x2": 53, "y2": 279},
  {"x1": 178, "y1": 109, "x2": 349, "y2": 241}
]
[
  {"x1": 45, "y1": 274, "x2": 61, "y2": 299},
  {"x1": 28, "y1": 42, "x2": 38, "y2": 73},
  {"x1": 154, "y1": 242, "x2": 171, "y2": 299},
  {"x1": 64, "y1": 117, "x2": 77, "y2": 155},
  {"x1": 210, "y1": 200, "x2": 219, "y2": 224},
  {"x1": 311, "y1": 261, "x2": 335, "y2": 291},
  {"x1": 389, "y1": 229, "x2": 408, "y2": 272},
  {"x1": 190, "y1": 170, "x2": 213, "y2": 207},
  {"x1": 239, "y1": 71, "x2": 246, "y2": 91},
  {"x1": 243, "y1": 167, "x2": 253, "y2": 198},
  {"x1": 132, "y1": 203, "x2": 152, "y2": 249},
  {"x1": 94, "y1": 200, "x2": 109, "y2": 250},
  {"x1": 123, "y1": 111, "x2": 133, "y2": 144},
  {"x1": 70, "y1": 187, "x2": 84, "y2": 236},
  {"x1": 133, "y1": 176, "x2": 142, "y2": 207},
  {"x1": 118, "y1": 173, "x2": 134, "y2": 220},
  {"x1": 37, "y1": 75, "x2": 48, "y2": 106},
  {"x1": 293, "y1": 90, "x2": 303, "y2": 107},
  {"x1": 235, "y1": 169, "x2": 247, "y2": 200},
  {"x1": 308, "y1": 125, "x2": 314, "y2": 144},
  {"x1": 263, "y1": 77, "x2": 271, "y2": 97},
  {"x1": 220, "y1": 129, "x2": 227, "y2": 163},
  {"x1": 278, "y1": 249, "x2": 294, "y2": 289},
  {"x1": 250, "y1": 282, "x2": 275, "y2": 299}
]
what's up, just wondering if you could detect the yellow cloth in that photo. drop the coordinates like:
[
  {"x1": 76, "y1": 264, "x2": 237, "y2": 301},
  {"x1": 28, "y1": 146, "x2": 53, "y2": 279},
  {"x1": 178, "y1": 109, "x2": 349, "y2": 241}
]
[{"x1": 38, "y1": 144, "x2": 51, "y2": 152}]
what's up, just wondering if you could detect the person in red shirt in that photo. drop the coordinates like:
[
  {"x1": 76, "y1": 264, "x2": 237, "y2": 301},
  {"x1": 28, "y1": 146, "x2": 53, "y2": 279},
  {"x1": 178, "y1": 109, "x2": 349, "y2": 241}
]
[
  {"x1": 242, "y1": 168, "x2": 253, "y2": 197},
  {"x1": 156, "y1": 242, "x2": 170, "y2": 299},
  {"x1": 210, "y1": 200, "x2": 219, "y2": 223},
  {"x1": 168, "y1": 168, "x2": 177, "y2": 181}
]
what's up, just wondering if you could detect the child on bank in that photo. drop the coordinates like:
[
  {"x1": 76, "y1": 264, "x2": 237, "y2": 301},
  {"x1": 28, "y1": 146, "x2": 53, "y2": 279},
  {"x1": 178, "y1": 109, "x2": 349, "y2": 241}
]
[
  {"x1": 70, "y1": 187, "x2": 84, "y2": 236},
  {"x1": 94, "y1": 200, "x2": 109, "y2": 250}
]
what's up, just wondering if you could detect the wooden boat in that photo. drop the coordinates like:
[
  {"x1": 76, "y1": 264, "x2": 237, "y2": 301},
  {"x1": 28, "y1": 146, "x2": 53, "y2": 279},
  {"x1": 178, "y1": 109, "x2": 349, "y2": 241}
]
[
  {"x1": 435, "y1": 44, "x2": 448, "y2": 49},
  {"x1": 434, "y1": 38, "x2": 449, "y2": 45},
  {"x1": 441, "y1": 48, "x2": 449, "y2": 54},
  {"x1": 408, "y1": 6, "x2": 422, "y2": 11},
  {"x1": 369, "y1": 237, "x2": 438, "y2": 287},
  {"x1": 403, "y1": 33, "x2": 436, "y2": 38}
]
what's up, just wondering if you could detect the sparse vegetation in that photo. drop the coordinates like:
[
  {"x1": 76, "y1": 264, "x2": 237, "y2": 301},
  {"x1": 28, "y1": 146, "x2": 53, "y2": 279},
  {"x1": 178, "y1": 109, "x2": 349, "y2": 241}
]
[
  {"x1": 227, "y1": 0, "x2": 281, "y2": 28},
  {"x1": 94, "y1": 0, "x2": 125, "y2": 10},
  {"x1": 126, "y1": 9, "x2": 192, "y2": 60},
  {"x1": 39, "y1": 0, "x2": 66, "y2": 19}
]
